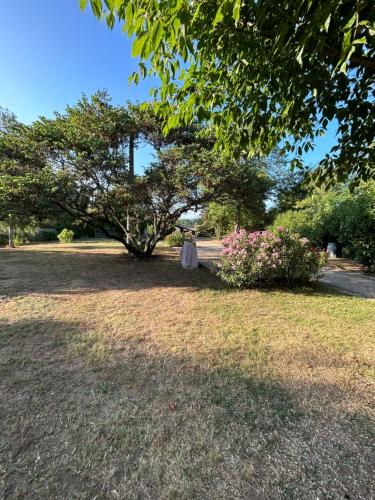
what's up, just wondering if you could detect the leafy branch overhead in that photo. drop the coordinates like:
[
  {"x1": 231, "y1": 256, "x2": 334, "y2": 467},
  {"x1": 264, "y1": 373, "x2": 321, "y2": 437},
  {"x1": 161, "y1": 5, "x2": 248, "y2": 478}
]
[{"x1": 82, "y1": 0, "x2": 375, "y2": 186}]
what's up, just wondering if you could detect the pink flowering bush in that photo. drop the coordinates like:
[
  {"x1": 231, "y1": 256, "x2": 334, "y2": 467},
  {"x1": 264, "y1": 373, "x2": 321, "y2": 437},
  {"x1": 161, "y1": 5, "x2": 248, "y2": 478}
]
[{"x1": 217, "y1": 227, "x2": 327, "y2": 288}]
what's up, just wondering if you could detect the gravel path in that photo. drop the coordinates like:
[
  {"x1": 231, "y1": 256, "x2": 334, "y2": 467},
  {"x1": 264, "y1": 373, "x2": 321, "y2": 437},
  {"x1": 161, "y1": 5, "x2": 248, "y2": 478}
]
[
  {"x1": 195, "y1": 239, "x2": 375, "y2": 298},
  {"x1": 319, "y1": 260, "x2": 375, "y2": 298}
]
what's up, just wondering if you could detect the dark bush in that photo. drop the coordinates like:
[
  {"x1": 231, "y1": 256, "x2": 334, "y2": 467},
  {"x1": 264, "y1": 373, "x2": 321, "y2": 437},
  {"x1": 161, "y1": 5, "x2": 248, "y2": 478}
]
[
  {"x1": 0, "y1": 233, "x2": 8, "y2": 246},
  {"x1": 34, "y1": 228, "x2": 58, "y2": 242}
]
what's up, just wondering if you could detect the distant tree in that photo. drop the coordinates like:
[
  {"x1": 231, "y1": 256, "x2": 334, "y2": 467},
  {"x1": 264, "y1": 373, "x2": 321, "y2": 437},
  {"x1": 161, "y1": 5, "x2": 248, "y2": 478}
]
[
  {"x1": 268, "y1": 157, "x2": 311, "y2": 214},
  {"x1": 0, "y1": 108, "x2": 49, "y2": 246},
  {"x1": 0, "y1": 107, "x2": 17, "y2": 132},
  {"x1": 273, "y1": 170, "x2": 309, "y2": 214},
  {"x1": 197, "y1": 204, "x2": 235, "y2": 238},
  {"x1": 220, "y1": 157, "x2": 274, "y2": 230},
  {"x1": 197, "y1": 157, "x2": 274, "y2": 237},
  {"x1": 83, "y1": 0, "x2": 375, "y2": 187},
  {"x1": 177, "y1": 218, "x2": 198, "y2": 229}
]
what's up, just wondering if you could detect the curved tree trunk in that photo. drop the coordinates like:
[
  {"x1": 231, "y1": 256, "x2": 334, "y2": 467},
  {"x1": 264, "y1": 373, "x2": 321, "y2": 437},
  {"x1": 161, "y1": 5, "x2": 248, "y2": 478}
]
[{"x1": 123, "y1": 239, "x2": 157, "y2": 258}]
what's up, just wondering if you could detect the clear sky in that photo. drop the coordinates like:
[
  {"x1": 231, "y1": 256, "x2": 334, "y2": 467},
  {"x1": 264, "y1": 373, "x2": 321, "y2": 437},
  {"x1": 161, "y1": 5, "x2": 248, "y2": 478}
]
[{"x1": 0, "y1": 0, "x2": 337, "y2": 170}]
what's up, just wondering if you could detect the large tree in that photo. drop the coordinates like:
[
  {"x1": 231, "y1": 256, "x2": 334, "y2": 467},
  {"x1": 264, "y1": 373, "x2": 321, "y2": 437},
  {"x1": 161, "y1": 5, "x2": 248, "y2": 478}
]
[
  {"x1": 82, "y1": 0, "x2": 375, "y2": 187},
  {"x1": 1, "y1": 92, "x2": 271, "y2": 256}
]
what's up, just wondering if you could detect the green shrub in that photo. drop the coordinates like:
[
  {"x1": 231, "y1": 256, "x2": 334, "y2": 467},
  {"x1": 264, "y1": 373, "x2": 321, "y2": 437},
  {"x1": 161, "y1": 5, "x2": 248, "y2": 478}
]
[
  {"x1": 0, "y1": 234, "x2": 8, "y2": 247},
  {"x1": 57, "y1": 228, "x2": 75, "y2": 243},
  {"x1": 164, "y1": 231, "x2": 193, "y2": 247},
  {"x1": 272, "y1": 182, "x2": 375, "y2": 271},
  {"x1": 218, "y1": 228, "x2": 327, "y2": 288},
  {"x1": 271, "y1": 189, "x2": 340, "y2": 246},
  {"x1": 35, "y1": 228, "x2": 57, "y2": 242},
  {"x1": 13, "y1": 235, "x2": 25, "y2": 247},
  {"x1": 336, "y1": 183, "x2": 375, "y2": 272}
]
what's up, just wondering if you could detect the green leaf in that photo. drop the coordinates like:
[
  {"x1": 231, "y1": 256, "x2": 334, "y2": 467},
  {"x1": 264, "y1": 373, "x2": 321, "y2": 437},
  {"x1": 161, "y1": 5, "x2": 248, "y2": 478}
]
[
  {"x1": 152, "y1": 19, "x2": 164, "y2": 49},
  {"x1": 353, "y1": 36, "x2": 367, "y2": 45},
  {"x1": 171, "y1": 16, "x2": 181, "y2": 38},
  {"x1": 80, "y1": 0, "x2": 88, "y2": 10},
  {"x1": 90, "y1": 0, "x2": 102, "y2": 18},
  {"x1": 169, "y1": 0, "x2": 183, "y2": 16},
  {"x1": 192, "y1": 2, "x2": 203, "y2": 22},
  {"x1": 132, "y1": 34, "x2": 148, "y2": 57},
  {"x1": 213, "y1": 3, "x2": 224, "y2": 26},
  {"x1": 104, "y1": 0, "x2": 115, "y2": 10},
  {"x1": 128, "y1": 71, "x2": 138, "y2": 85},
  {"x1": 296, "y1": 46, "x2": 304, "y2": 65},
  {"x1": 341, "y1": 28, "x2": 352, "y2": 56},
  {"x1": 233, "y1": 0, "x2": 241, "y2": 22},
  {"x1": 106, "y1": 12, "x2": 115, "y2": 29},
  {"x1": 125, "y1": 2, "x2": 135, "y2": 28},
  {"x1": 139, "y1": 62, "x2": 147, "y2": 78},
  {"x1": 324, "y1": 13, "x2": 331, "y2": 32}
]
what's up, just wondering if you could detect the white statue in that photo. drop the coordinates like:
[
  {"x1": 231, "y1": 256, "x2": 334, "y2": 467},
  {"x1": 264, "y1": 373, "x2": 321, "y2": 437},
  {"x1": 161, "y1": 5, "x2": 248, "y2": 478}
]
[{"x1": 180, "y1": 232, "x2": 199, "y2": 269}]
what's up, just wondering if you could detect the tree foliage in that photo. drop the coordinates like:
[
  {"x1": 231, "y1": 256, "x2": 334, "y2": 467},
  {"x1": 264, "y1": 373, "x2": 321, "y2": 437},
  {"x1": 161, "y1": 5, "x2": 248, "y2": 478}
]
[
  {"x1": 83, "y1": 0, "x2": 375, "y2": 187},
  {"x1": 270, "y1": 163, "x2": 311, "y2": 213},
  {"x1": 272, "y1": 182, "x2": 375, "y2": 271},
  {"x1": 1, "y1": 92, "x2": 274, "y2": 256},
  {"x1": 0, "y1": 107, "x2": 53, "y2": 245},
  {"x1": 197, "y1": 157, "x2": 274, "y2": 237}
]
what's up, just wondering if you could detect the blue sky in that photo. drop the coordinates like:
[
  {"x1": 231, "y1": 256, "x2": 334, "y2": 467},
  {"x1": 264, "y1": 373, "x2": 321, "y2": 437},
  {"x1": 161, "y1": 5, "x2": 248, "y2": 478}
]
[{"x1": 0, "y1": 0, "x2": 337, "y2": 170}]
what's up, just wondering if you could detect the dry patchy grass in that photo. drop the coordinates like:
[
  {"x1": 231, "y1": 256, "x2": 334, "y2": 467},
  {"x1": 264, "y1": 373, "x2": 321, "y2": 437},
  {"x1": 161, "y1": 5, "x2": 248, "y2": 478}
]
[{"x1": 0, "y1": 240, "x2": 374, "y2": 499}]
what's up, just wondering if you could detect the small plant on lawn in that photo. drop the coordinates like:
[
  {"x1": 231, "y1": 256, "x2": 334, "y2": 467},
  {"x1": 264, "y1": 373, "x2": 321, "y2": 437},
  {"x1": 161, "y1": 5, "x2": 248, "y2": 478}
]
[
  {"x1": 218, "y1": 227, "x2": 327, "y2": 288},
  {"x1": 164, "y1": 231, "x2": 193, "y2": 247},
  {"x1": 57, "y1": 228, "x2": 75, "y2": 243},
  {"x1": 13, "y1": 234, "x2": 25, "y2": 247}
]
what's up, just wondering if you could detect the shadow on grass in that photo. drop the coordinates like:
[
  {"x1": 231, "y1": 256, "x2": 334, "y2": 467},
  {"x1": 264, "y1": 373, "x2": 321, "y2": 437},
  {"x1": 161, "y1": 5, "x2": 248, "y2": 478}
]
[
  {"x1": 0, "y1": 317, "x2": 301, "y2": 497},
  {"x1": 2, "y1": 319, "x2": 301, "y2": 435},
  {"x1": 1, "y1": 317, "x2": 374, "y2": 498},
  {"x1": 0, "y1": 245, "x2": 351, "y2": 300}
]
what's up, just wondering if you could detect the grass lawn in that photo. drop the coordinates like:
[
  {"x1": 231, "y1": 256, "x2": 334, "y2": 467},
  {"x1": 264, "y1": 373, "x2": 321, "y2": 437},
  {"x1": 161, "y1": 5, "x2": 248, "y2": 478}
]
[{"x1": 0, "y1": 241, "x2": 374, "y2": 499}]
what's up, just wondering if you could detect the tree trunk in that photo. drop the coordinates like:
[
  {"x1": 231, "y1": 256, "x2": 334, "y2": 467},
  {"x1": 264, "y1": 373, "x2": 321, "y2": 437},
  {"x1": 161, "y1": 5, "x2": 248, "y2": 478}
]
[
  {"x1": 8, "y1": 226, "x2": 14, "y2": 248},
  {"x1": 123, "y1": 240, "x2": 155, "y2": 258},
  {"x1": 235, "y1": 205, "x2": 241, "y2": 232},
  {"x1": 129, "y1": 133, "x2": 135, "y2": 181},
  {"x1": 121, "y1": 229, "x2": 159, "y2": 259},
  {"x1": 126, "y1": 133, "x2": 135, "y2": 245}
]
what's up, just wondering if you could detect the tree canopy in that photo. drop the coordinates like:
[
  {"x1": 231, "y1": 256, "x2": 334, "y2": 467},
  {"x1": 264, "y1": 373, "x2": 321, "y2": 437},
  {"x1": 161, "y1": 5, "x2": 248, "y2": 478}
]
[
  {"x1": 0, "y1": 92, "x2": 275, "y2": 256},
  {"x1": 83, "y1": 0, "x2": 375, "y2": 187},
  {"x1": 0, "y1": 107, "x2": 52, "y2": 227}
]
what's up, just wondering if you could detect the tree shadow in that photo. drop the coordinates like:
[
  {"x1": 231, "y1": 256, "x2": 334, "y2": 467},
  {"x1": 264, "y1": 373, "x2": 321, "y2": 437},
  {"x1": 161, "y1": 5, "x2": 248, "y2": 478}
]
[
  {"x1": 1, "y1": 317, "x2": 373, "y2": 499},
  {"x1": 0, "y1": 245, "x2": 351, "y2": 300}
]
